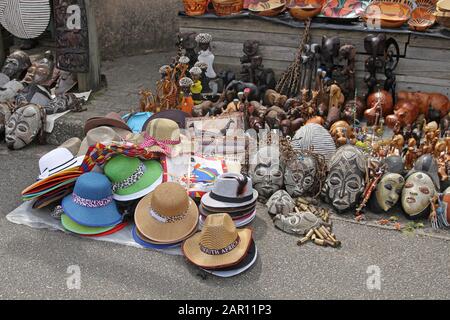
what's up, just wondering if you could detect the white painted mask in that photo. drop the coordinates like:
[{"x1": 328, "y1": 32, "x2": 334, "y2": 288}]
[
  {"x1": 375, "y1": 173, "x2": 405, "y2": 212},
  {"x1": 402, "y1": 172, "x2": 436, "y2": 218}
]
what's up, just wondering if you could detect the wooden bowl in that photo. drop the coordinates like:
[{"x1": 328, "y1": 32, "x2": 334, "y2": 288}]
[
  {"x1": 412, "y1": 7, "x2": 436, "y2": 22},
  {"x1": 212, "y1": 0, "x2": 244, "y2": 16},
  {"x1": 435, "y1": 10, "x2": 450, "y2": 27},
  {"x1": 288, "y1": 0, "x2": 323, "y2": 20},
  {"x1": 183, "y1": 0, "x2": 209, "y2": 16},
  {"x1": 408, "y1": 18, "x2": 435, "y2": 30},
  {"x1": 248, "y1": 0, "x2": 286, "y2": 16},
  {"x1": 363, "y1": 2, "x2": 410, "y2": 28}
]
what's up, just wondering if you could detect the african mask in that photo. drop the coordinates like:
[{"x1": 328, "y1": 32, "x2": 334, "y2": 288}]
[
  {"x1": 273, "y1": 211, "x2": 321, "y2": 236},
  {"x1": 408, "y1": 154, "x2": 440, "y2": 191},
  {"x1": 402, "y1": 172, "x2": 436, "y2": 219},
  {"x1": 266, "y1": 190, "x2": 295, "y2": 216},
  {"x1": 323, "y1": 145, "x2": 367, "y2": 212},
  {"x1": 23, "y1": 52, "x2": 55, "y2": 86},
  {"x1": 250, "y1": 146, "x2": 284, "y2": 202},
  {"x1": 5, "y1": 104, "x2": 44, "y2": 150},
  {"x1": 15, "y1": 84, "x2": 51, "y2": 107},
  {"x1": 45, "y1": 94, "x2": 83, "y2": 115},
  {"x1": 0, "y1": 80, "x2": 24, "y2": 103},
  {"x1": 55, "y1": 71, "x2": 77, "y2": 96},
  {"x1": 370, "y1": 173, "x2": 405, "y2": 213},
  {"x1": 284, "y1": 154, "x2": 318, "y2": 198},
  {"x1": 1, "y1": 50, "x2": 31, "y2": 80}
]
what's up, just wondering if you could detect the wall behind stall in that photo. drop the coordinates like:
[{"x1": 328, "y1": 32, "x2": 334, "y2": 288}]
[{"x1": 91, "y1": 0, "x2": 183, "y2": 60}]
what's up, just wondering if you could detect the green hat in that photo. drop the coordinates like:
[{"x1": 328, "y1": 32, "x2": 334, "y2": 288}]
[
  {"x1": 61, "y1": 214, "x2": 117, "y2": 235},
  {"x1": 104, "y1": 155, "x2": 163, "y2": 201}
]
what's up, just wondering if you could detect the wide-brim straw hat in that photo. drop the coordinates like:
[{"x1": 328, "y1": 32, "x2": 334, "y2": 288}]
[
  {"x1": 182, "y1": 213, "x2": 253, "y2": 269},
  {"x1": 134, "y1": 182, "x2": 199, "y2": 243},
  {"x1": 84, "y1": 112, "x2": 131, "y2": 135}
]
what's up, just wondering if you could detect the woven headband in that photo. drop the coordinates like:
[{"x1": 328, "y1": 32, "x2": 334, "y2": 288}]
[
  {"x1": 200, "y1": 236, "x2": 241, "y2": 256},
  {"x1": 112, "y1": 162, "x2": 146, "y2": 193},
  {"x1": 72, "y1": 193, "x2": 113, "y2": 208}
]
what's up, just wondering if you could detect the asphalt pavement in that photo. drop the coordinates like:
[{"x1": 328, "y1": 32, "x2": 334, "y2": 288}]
[{"x1": 0, "y1": 143, "x2": 449, "y2": 300}]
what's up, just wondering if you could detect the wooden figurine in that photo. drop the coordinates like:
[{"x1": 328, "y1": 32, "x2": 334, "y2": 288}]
[{"x1": 405, "y1": 138, "x2": 418, "y2": 170}]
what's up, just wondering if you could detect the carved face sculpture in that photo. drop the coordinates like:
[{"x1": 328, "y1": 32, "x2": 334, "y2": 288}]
[
  {"x1": 45, "y1": 94, "x2": 81, "y2": 115},
  {"x1": 273, "y1": 211, "x2": 320, "y2": 235},
  {"x1": 250, "y1": 146, "x2": 284, "y2": 202},
  {"x1": 402, "y1": 172, "x2": 436, "y2": 218},
  {"x1": 324, "y1": 145, "x2": 367, "y2": 212},
  {"x1": 374, "y1": 173, "x2": 405, "y2": 212},
  {"x1": 55, "y1": 71, "x2": 77, "y2": 96},
  {"x1": 284, "y1": 154, "x2": 318, "y2": 198},
  {"x1": 23, "y1": 53, "x2": 54, "y2": 85},
  {"x1": 1, "y1": 51, "x2": 31, "y2": 80},
  {"x1": 0, "y1": 80, "x2": 24, "y2": 103},
  {"x1": 266, "y1": 190, "x2": 295, "y2": 216},
  {"x1": 5, "y1": 104, "x2": 43, "y2": 150},
  {"x1": 243, "y1": 40, "x2": 259, "y2": 57}
]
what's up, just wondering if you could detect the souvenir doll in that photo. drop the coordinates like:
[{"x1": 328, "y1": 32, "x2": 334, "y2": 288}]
[
  {"x1": 179, "y1": 77, "x2": 195, "y2": 115},
  {"x1": 196, "y1": 33, "x2": 217, "y2": 89},
  {"x1": 189, "y1": 67, "x2": 203, "y2": 105},
  {"x1": 323, "y1": 145, "x2": 367, "y2": 213},
  {"x1": 240, "y1": 40, "x2": 260, "y2": 82}
]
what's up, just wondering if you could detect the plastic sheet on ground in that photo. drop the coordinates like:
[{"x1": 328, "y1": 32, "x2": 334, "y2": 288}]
[{"x1": 6, "y1": 201, "x2": 183, "y2": 255}]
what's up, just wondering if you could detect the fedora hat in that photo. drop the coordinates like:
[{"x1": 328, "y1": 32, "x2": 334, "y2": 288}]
[
  {"x1": 38, "y1": 147, "x2": 84, "y2": 181},
  {"x1": 84, "y1": 112, "x2": 131, "y2": 135},
  {"x1": 201, "y1": 173, "x2": 258, "y2": 209},
  {"x1": 134, "y1": 118, "x2": 181, "y2": 156},
  {"x1": 134, "y1": 182, "x2": 199, "y2": 243},
  {"x1": 144, "y1": 110, "x2": 189, "y2": 129},
  {"x1": 62, "y1": 172, "x2": 122, "y2": 227},
  {"x1": 78, "y1": 126, "x2": 131, "y2": 157},
  {"x1": 182, "y1": 213, "x2": 253, "y2": 269},
  {"x1": 60, "y1": 137, "x2": 82, "y2": 157},
  {"x1": 104, "y1": 155, "x2": 163, "y2": 201}
]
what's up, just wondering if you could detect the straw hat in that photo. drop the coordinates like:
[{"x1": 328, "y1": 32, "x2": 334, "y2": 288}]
[
  {"x1": 144, "y1": 109, "x2": 189, "y2": 129},
  {"x1": 84, "y1": 112, "x2": 131, "y2": 135},
  {"x1": 78, "y1": 126, "x2": 131, "y2": 157},
  {"x1": 134, "y1": 182, "x2": 199, "y2": 243},
  {"x1": 60, "y1": 138, "x2": 82, "y2": 157},
  {"x1": 183, "y1": 213, "x2": 253, "y2": 269},
  {"x1": 104, "y1": 155, "x2": 163, "y2": 201}
]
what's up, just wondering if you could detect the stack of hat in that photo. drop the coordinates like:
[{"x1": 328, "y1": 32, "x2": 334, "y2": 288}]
[
  {"x1": 22, "y1": 146, "x2": 85, "y2": 208},
  {"x1": 60, "y1": 172, "x2": 126, "y2": 237},
  {"x1": 134, "y1": 182, "x2": 199, "y2": 250},
  {"x1": 182, "y1": 213, "x2": 257, "y2": 278},
  {"x1": 200, "y1": 173, "x2": 258, "y2": 227}
]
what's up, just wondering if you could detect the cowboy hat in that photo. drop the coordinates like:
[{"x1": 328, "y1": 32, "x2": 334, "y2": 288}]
[
  {"x1": 134, "y1": 182, "x2": 199, "y2": 244},
  {"x1": 38, "y1": 147, "x2": 84, "y2": 181},
  {"x1": 77, "y1": 126, "x2": 131, "y2": 157},
  {"x1": 62, "y1": 172, "x2": 123, "y2": 227},
  {"x1": 104, "y1": 155, "x2": 163, "y2": 201},
  {"x1": 201, "y1": 173, "x2": 258, "y2": 209},
  {"x1": 200, "y1": 240, "x2": 257, "y2": 278},
  {"x1": 200, "y1": 210, "x2": 256, "y2": 228},
  {"x1": 84, "y1": 112, "x2": 131, "y2": 135},
  {"x1": 182, "y1": 213, "x2": 253, "y2": 269}
]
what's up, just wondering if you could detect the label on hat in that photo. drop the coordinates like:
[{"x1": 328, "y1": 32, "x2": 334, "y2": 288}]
[{"x1": 199, "y1": 236, "x2": 240, "y2": 256}]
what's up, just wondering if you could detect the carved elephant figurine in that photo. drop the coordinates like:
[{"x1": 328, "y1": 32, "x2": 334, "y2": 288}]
[{"x1": 386, "y1": 100, "x2": 420, "y2": 129}]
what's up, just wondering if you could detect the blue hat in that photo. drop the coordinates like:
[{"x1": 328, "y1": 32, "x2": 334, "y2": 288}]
[
  {"x1": 132, "y1": 226, "x2": 181, "y2": 250},
  {"x1": 122, "y1": 112, "x2": 153, "y2": 133},
  {"x1": 62, "y1": 172, "x2": 122, "y2": 227}
]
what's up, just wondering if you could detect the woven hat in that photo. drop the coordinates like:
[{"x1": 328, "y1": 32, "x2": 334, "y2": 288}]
[
  {"x1": 84, "y1": 112, "x2": 131, "y2": 135},
  {"x1": 78, "y1": 126, "x2": 131, "y2": 157},
  {"x1": 60, "y1": 138, "x2": 82, "y2": 157},
  {"x1": 182, "y1": 213, "x2": 253, "y2": 269},
  {"x1": 38, "y1": 148, "x2": 84, "y2": 181},
  {"x1": 200, "y1": 210, "x2": 256, "y2": 228},
  {"x1": 132, "y1": 226, "x2": 193, "y2": 250},
  {"x1": 144, "y1": 109, "x2": 188, "y2": 129},
  {"x1": 62, "y1": 172, "x2": 122, "y2": 227},
  {"x1": 137, "y1": 118, "x2": 181, "y2": 156},
  {"x1": 104, "y1": 155, "x2": 163, "y2": 201},
  {"x1": 201, "y1": 173, "x2": 258, "y2": 209},
  {"x1": 134, "y1": 182, "x2": 199, "y2": 243}
]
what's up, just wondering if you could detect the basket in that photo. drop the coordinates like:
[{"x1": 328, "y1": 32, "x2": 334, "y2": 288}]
[
  {"x1": 183, "y1": 0, "x2": 209, "y2": 16},
  {"x1": 212, "y1": 0, "x2": 244, "y2": 16},
  {"x1": 408, "y1": 18, "x2": 435, "y2": 30}
]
